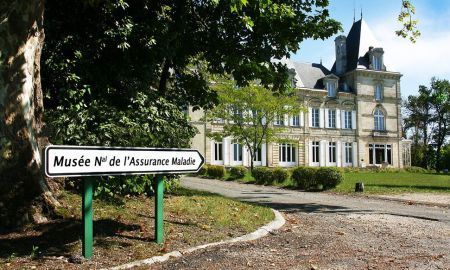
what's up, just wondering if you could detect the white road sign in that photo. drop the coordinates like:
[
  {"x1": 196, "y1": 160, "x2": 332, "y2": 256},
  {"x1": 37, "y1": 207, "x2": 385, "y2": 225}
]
[{"x1": 44, "y1": 145, "x2": 205, "y2": 177}]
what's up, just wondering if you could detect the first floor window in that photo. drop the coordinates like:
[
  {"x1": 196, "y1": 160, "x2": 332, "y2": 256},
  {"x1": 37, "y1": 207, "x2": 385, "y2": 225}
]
[
  {"x1": 369, "y1": 144, "x2": 392, "y2": 165},
  {"x1": 274, "y1": 114, "x2": 284, "y2": 126},
  {"x1": 344, "y1": 111, "x2": 352, "y2": 129},
  {"x1": 374, "y1": 109, "x2": 385, "y2": 131},
  {"x1": 254, "y1": 147, "x2": 262, "y2": 162},
  {"x1": 312, "y1": 141, "x2": 320, "y2": 163},
  {"x1": 328, "y1": 109, "x2": 336, "y2": 128},
  {"x1": 311, "y1": 108, "x2": 320, "y2": 127},
  {"x1": 233, "y1": 143, "x2": 243, "y2": 161},
  {"x1": 291, "y1": 115, "x2": 300, "y2": 126},
  {"x1": 214, "y1": 142, "x2": 223, "y2": 161},
  {"x1": 279, "y1": 143, "x2": 296, "y2": 163},
  {"x1": 345, "y1": 143, "x2": 353, "y2": 163},
  {"x1": 329, "y1": 142, "x2": 336, "y2": 163},
  {"x1": 375, "y1": 84, "x2": 383, "y2": 101}
]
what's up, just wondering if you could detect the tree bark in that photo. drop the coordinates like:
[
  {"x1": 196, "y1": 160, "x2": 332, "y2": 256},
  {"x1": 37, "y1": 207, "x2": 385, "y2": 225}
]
[{"x1": 0, "y1": 0, "x2": 59, "y2": 229}]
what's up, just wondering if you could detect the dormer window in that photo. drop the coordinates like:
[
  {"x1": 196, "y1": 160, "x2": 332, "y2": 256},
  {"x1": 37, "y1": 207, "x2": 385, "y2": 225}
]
[
  {"x1": 370, "y1": 47, "x2": 384, "y2": 71},
  {"x1": 375, "y1": 84, "x2": 383, "y2": 101},
  {"x1": 326, "y1": 82, "x2": 336, "y2": 97}
]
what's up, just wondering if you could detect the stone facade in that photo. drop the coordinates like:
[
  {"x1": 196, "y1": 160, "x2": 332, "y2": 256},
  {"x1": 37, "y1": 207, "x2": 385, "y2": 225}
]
[{"x1": 189, "y1": 19, "x2": 411, "y2": 168}]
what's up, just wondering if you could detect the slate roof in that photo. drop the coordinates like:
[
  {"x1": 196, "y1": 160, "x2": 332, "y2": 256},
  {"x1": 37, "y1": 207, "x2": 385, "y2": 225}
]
[
  {"x1": 291, "y1": 62, "x2": 330, "y2": 89},
  {"x1": 332, "y1": 18, "x2": 381, "y2": 72}
]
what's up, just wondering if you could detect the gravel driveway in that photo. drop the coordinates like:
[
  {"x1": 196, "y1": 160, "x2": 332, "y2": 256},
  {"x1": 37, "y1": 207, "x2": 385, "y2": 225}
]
[{"x1": 146, "y1": 177, "x2": 450, "y2": 270}]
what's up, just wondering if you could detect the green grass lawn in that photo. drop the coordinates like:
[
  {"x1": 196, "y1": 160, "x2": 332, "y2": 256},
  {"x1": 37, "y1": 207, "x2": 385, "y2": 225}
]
[{"x1": 335, "y1": 172, "x2": 450, "y2": 194}]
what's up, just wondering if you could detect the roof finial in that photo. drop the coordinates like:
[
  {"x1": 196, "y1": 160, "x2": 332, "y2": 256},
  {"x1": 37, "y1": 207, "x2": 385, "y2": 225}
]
[
  {"x1": 320, "y1": 58, "x2": 322, "y2": 65},
  {"x1": 353, "y1": 1, "x2": 355, "y2": 22},
  {"x1": 360, "y1": 8, "x2": 363, "y2": 20}
]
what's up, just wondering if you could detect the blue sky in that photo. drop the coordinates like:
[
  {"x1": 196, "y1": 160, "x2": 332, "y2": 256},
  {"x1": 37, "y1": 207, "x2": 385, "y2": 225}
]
[{"x1": 291, "y1": 0, "x2": 450, "y2": 98}]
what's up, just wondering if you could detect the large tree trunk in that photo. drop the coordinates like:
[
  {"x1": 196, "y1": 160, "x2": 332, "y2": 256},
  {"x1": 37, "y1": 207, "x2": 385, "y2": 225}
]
[{"x1": 0, "y1": 0, "x2": 59, "y2": 229}]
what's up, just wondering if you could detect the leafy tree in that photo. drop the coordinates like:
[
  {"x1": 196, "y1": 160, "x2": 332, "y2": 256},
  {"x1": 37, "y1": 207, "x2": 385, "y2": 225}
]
[
  {"x1": 1, "y1": 0, "x2": 341, "y2": 227},
  {"x1": 205, "y1": 80, "x2": 301, "y2": 170},
  {"x1": 404, "y1": 78, "x2": 449, "y2": 169}
]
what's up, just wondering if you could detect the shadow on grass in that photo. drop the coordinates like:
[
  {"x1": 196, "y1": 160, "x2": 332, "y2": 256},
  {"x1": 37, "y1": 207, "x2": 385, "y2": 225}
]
[
  {"x1": 0, "y1": 218, "x2": 141, "y2": 259},
  {"x1": 365, "y1": 184, "x2": 450, "y2": 192}
]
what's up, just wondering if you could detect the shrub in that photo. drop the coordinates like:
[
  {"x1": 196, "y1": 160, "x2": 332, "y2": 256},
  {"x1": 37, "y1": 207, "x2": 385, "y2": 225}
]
[
  {"x1": 291, "y1": 167, "x2": 318, "y2": 190},
  {"x1": 196, "y1": 164, "x2": 208, "y2": 176},
  {"x1": 404, "y1": 166, "x2": 428, "y2": 174},
  {"x1": 206, "y1": 165, "x2": 225, "y2": 179},
  {"x1": 316, "y1": 167, "x2": 343, "y2": 190},
  {"x1": 229, "y1": 166, "x2": 247, "y2": 179},
  {"x1": 271, "y1": 168, "x2": 289, "y2": 184},
  {"x1": 252, "y1": 167, "x2": 273, "y2": 185}
]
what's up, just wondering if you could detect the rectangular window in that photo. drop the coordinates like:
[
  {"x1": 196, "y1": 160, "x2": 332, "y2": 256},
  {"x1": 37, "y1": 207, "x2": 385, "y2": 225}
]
[
  {"x1": 328, "y1": 142, "x2": 336, "y2": 163},
  {"x1": 327, "y1": 82, "x2": 336, "y2": 97},
  {"x1": 311, "y1": 108, "x2": 320, "y2": 127},
  {"x1": 373, "y1": 56, "x2": 382, "y2": 70},
  {"x1": 214, "y1": 142, "x2": 223, "y2": 161},
  {"x1": 344, "y1": 111, "x2": 352, "y2": 129},
  {"x1": 375, "y1": 84, "x2": 382, "y2": 101},
  {"x1": 369, "y1": 144, "x2": 392, "y2": 165},
  {"x1": 312, "y1": 141, "x2": 320, "y2": 163},
  {"x1": 345, "y1": 143, "x2": 353, "y2": 163},
  {"x1": 279, "y1": 144, "x2": 296, "y2": 163},
  {"x1": 291, "y1": 115, "x2": 300, "y2": 126},
  {"x1": 254, "y1": 147, "x2": 262, "y2": 162},
  {"x1": 328, "y1": 109, "x2": 336, "y2": 128},
  {"x1": 274, "y1": 114, "x2": 284, "y2": 126},
  {"x1": 233, "y1": 143, "x2": 243, "y2": 162}
]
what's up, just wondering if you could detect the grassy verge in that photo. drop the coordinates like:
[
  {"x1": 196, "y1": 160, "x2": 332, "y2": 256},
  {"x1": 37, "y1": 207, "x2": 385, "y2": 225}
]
[
  {"x1": 0, "y1": 187, "x2": 274, "y2": 269},
  {"x1": 335, "y1": 172, "x2": 450, "y2": 194},
  {"x1": 202, "y1": 169, "x2": 449, "y2": 194}
]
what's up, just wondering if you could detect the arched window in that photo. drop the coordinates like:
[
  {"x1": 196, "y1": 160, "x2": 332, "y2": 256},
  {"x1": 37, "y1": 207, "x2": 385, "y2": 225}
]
[{"x1": 374, "y1": 109, "x2": 385, "y2": 130}]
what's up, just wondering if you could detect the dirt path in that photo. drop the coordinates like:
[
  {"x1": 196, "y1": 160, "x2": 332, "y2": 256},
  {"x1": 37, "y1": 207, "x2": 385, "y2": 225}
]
[{"x1": 141, "y1": 177, "x2": 450, "y2": 270}]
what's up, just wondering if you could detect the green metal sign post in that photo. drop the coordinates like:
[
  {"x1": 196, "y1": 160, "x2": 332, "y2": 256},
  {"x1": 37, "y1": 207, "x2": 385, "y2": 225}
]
[
  {"x1": 155, "y1": 174, "x2": 164, "y2": 244},
  {"x1": 82, "y1": 178, "x2": 94, "y2": 259},
  {"x1": 44, "y1": 146, "x2": 204, "y2": 259}
]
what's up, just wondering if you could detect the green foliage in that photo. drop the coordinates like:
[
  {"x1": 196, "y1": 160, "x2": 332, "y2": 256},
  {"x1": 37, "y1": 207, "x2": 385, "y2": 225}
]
[
  {"x1": 404, "y1": 166, "x2": 429, "y2": 174},
  {"x1": 315, "y1": 167, "x2": 343, "y2": 190},
  {"x1": 271, "y1": 168, "x2": 289, "y2": 184},
  {"x1": 197, "y1": 164, "x2": 209, "y2": 176},
  {"x1": 291, "y1": 167, "x2": 318, "y2": 190},
  {"x1": 207, "y1": 165, "x2": 226, "y2": 179},
  {"x1": 206, "y1": 80, "x2": 303, "y2": 170},
  {"x1": 30, "y1": 245, "x2": 40, "y2": 259},
  {"x1": 396, "y1": 0, "x2": 420, "y2": 43},
  {"x1": 252, "y1": 167, "x2": 273, "y2": 185},
  {"x1": 229, "y1": 166, "x2": 248, "y2": 180}
]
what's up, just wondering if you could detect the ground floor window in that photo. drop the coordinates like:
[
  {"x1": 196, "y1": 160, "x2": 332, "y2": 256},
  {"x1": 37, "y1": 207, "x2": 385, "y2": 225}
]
[
  {"x1": 233, "y1": 143, "x2": 243, "y2": 162},
  {"x1": 344, "y1": 143, "x2": 353, "y2": 163},
  {"x1": 312, "y1": 141, "x2": 320, "y2": 163},
  {"x1": 369, "y1": 144, "x2": 392, "y2": 165},
  {"x1": 279, "y1": 143, "x2": 296, "y2": 163},
  {"x1": 214, "y1": 142, "x2": 223, "y2": 161},
  {"x1": 328, "y1": 142, "x2": 336, "y2": 163},
  {"x1": 254, "y1": 147, "x2": 262, "y2": 162}
]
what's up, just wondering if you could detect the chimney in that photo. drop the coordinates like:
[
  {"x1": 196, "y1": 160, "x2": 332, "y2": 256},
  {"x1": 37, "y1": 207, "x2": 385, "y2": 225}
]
[{"x1": 335, "y1": 35, "x2": 347, "y2": 75}]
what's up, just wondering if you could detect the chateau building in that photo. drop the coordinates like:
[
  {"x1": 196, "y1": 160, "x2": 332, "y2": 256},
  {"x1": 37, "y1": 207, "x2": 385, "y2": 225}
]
[{"x1": 190, "y1": 19, "x2": 412, "y2": 168}]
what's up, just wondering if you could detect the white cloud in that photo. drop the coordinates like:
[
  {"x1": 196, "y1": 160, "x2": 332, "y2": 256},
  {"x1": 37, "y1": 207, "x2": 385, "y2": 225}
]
[{"x1": 371, "y1": 17, "x2": 450, "y2": 97}]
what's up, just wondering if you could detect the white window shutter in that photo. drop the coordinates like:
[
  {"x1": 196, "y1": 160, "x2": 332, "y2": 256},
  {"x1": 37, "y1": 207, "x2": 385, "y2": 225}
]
[
  {"x1": 336, "y1": 109, "x2": 341, "y2": 129},
  {"x1": 324, "y1": 108, "x2": 329, "y2": 128},
  {"x1": 242, "y1": 145, "x2": 248, "y2": 166},
  {"x1": 300, "y1": 112, "x2": 304, "y2": 126},
  {"x1": 319, "y1": 108, "x2": 325, "y2": 128},
  {"x1": 336, "y1": 141, "x2": 341, "y2": 167},
  {"x1": 309, "y1": 141, "x2": 313, "y2": 166},
  {"x1": 352, "y1": 142, "x2": 358, "y2": 167},
  {"x1": 341, "y1": 111, "x2": 346, "y2": 129},
  {"x1": 224, "y1": 137, "x2": 230, "y2": 166},
  {"x1": 319, "y1": 140, "x2": 326, "y2": 166},
  {"x1": 351, "y1": 111, "x2": 357, "y2": 130},
  {"x1": 289, "y1": 115, "x2": 293, "y2": 126},
  {"x1": 211, "y1": 141, "x2": 215, "y2": 163},
  {"x1": 308, "y1": 107, "x2": 312, "y2": 127},
  {"x1": 341, "y1": 142, "x2": 346, "y2": 166},
  {"x1": 284, "y1": 114, "x2": 289, "y2": 126}
]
